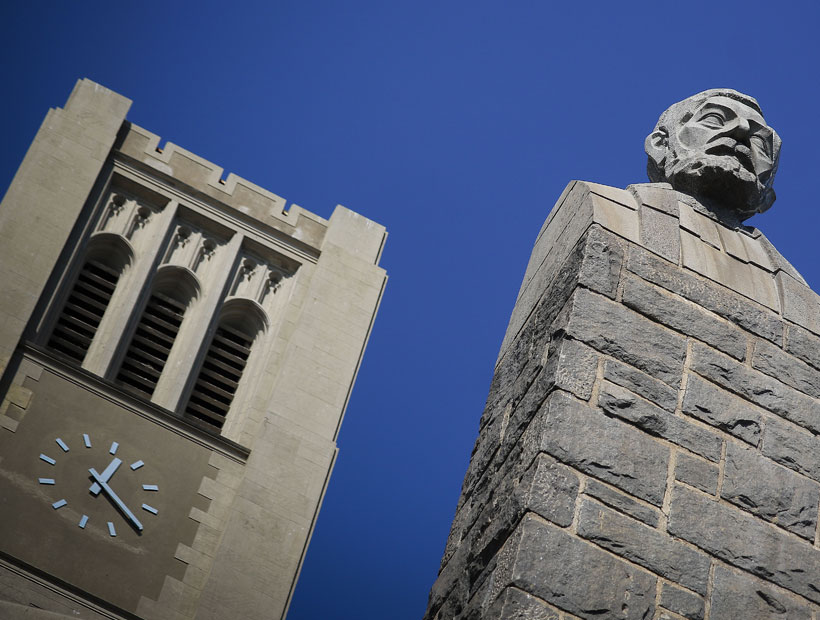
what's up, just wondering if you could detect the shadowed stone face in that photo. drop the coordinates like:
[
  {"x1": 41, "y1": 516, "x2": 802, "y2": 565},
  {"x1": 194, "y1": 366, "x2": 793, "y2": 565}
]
[{"x1": 646, "y1": 89, "x2": 781, "y2": 220}]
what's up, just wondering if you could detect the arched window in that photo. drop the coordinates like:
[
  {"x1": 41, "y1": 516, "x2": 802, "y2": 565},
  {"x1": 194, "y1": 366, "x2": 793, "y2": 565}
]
[
  {"x1": 115, "y1": 266, "x2": 199, "y2": 398},
  {"x1": 185, "y1": 300, "x2": 267, "y2": 430},
  {"x1": 47, "y1": 234, "x2": 132, "y2": 363}
]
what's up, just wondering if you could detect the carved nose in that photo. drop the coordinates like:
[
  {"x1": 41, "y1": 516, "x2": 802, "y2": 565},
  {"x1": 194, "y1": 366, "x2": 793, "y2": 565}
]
[{"x1": 728, "y1": 117, "x2": 751, "y2": 141}]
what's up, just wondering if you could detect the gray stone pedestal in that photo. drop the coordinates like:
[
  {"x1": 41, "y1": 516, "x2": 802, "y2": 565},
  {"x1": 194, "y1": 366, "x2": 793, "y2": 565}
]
[{"x1": 424, "y1": 181, "x2": 820, "y2": 619}]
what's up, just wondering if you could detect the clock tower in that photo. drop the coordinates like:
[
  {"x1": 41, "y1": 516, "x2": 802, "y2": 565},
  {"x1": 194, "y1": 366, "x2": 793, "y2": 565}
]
[{"x1": 0, "y1": 80, "x2": 387, "y2": 619}]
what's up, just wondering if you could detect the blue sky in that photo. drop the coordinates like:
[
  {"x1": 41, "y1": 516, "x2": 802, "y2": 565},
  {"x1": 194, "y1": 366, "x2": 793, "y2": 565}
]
[{"x1": 2, "y1": 2, "x2": 819, "y2": 618}]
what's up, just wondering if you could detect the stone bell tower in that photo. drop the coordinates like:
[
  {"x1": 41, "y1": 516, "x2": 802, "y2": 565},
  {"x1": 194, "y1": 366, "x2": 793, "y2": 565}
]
[
  {"x1": 0, "y1": 80, "x2": 387, "y2": 620},
  {"x1": 424, "y1": 90, "x2": 820, "y2": 618}
]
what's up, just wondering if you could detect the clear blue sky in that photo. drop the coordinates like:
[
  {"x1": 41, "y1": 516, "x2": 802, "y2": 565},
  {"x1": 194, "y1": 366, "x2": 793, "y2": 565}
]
[{"x1": 2, "y1": 2, "x2": 819, "y2": 618}]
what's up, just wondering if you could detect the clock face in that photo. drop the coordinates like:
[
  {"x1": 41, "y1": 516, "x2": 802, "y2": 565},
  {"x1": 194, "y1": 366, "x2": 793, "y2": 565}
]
[{"x1": 37, "y1": 433, "x2": 159, "y2": 537}]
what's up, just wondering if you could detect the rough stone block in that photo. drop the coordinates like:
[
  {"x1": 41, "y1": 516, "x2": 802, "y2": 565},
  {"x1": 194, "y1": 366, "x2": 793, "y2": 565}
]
[
  {"x1": 564, "y1": 287, "x2": 686, "y2": 386},
  {"x1": 762, "y1": 417, "x2": 820, "y2": 483},
  {"x1": 462, "y1": 404, "x2": 513, "y2": 503},
  {"x1": 494, "y1": 221, "x2": 601, "y2": 398},
  {"x1": 577, "y1": 498, "x2": 711, "y2": 595},
  {"x1": 681, "y1": 375, "x2": 762, "y2": 445},
  {"x1": 467, "y1": 337, "x2": 597, "y2": 505},
  {"x1": 543, "y1": 338, "x2": 598, "y2": 402},
  {"x1": 577, "y1": 225, "x2": 624, "y2": 300},
  {"x1": 639, "y1": 204, "x2": 680, "y2": 263},
  {"x1": 626, "y1": 245, "x2": 782, "y2": 345},
  {"x1": 778, "y1": 271, "x2": 820, "y2": 335},
  {"x1": 483, "y1": 587, "x2": 561, "y2": 620},
  {"x1": 441, "y1": 445, "x2": 581, "y2": 582},
  {"x1": 522, "y1": 453, "x2": 580, "y2": 528},
  {"x1": 659, "y1": 583, "x2": 704, "y2": 620},
  {"x1": 753, "y1": 338, "x2": 820, "y2": 399},
  {"x1": 426, "y1": 538, "x2": 471, "y2": 617},
  {"x1": 690, "y1": 342, "x2": 820, "y2": 434},
  {"x1": 498, "y1": 514, "x2": 656, "y2": 620},
  {"x1": 603, "y1": 359, "x2": 678, "y2": 412},
  {"x1": 482, "y1": 336, "x2": 539, "y2": 430},
  {"x1": 669, "y1": 484, "x2": 820, "y2": 603},
  {"x1": 785, "y1": 322, "x2": 820, "y2": 371},
  {"x1": 721, "y1": 441, "x2": 819, "y2": 539},
  {"x1": 622, "y1": 276, "x2": 746, "y2": 360},
  {"x1": 598, "y1": 381, "x2": 722, "y2": 462},
  {"x1": 540, "y1": 391, "x2": 669, "y2": 506},
  {"x1": 516, "y1": 182, "x2": 586, "y2": 303},
  {"x1": 674, "y1": 452, "x2": 718, "y2": 495},
  {"x1": 708, "y1": 564, "x2": 812, "y2": 620},
  {"x1": 500, "y1": 183, "x2": 596, "y2": 361},
  {"x1": 583, "y1": 479, "x2": 661, "y2": 527}
]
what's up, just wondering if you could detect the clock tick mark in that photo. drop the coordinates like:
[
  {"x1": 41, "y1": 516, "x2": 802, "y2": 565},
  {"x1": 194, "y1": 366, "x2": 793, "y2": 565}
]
[
  {"x1": 142, "y1": 504, "x2": 158, "y2": 515},
  {"x1": 39, "y1": 454, "x2": 56, "y2": 465},
  {"x1": 109, "y1": 442, "x2": 118, "y2": 455},
  {"x1": 38, "y1": 478, "x2": 55, "y2": 485},
  {"x1": 83, "y1": 434, "x2": 92, "y2": 448},
  {"x1": 79, "y1": 515, "x2": 88, "y2": 528},
  {"x1": 107, "y1": 522, "x2": 116, "y2": 537},
  {"x1": 55, "y1": 438, "x2": 69, "y2": 452},
  {"x1": 52, "y1": 499, "x2": 67, "y2": 509},
  {"x1": 130, "y1": 460, "x2": 144, "y2": 471}
]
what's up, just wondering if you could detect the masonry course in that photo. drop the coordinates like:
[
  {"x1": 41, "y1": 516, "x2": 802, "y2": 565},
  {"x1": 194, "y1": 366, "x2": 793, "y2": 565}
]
[{"x1": 674, "y1": 451, "x2": 719, "y2": 496}]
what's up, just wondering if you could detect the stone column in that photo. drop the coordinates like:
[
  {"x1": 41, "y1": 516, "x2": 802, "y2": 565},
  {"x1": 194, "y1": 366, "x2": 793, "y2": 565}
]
[{"x1": 424, "y1": 180, "x2": 820, "y2": 619}]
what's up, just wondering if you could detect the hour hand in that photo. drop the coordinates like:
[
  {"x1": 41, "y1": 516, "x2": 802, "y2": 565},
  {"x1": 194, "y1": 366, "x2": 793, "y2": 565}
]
[
  {"x1": 89, "y1": 457, "x2": 122, "y2": 496},
  {"x1": 89, "y1": 467, "x2": 143, "y2": 532}
]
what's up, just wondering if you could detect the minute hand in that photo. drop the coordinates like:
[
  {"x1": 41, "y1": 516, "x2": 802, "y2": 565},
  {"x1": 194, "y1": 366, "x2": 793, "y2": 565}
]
[{"x1": 89, "y1": 468, "x2": 143, "y2": 532}]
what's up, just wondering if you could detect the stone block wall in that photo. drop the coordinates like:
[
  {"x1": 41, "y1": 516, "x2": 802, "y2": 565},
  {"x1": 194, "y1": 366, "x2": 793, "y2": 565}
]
[{"x1": 424, "y1": 181, "x2": 820, "y2": 619}]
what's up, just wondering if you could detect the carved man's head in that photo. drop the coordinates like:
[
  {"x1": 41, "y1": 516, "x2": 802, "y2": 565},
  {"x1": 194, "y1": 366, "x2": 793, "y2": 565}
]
[{"x1": 645, "y1": 89, "x2": 781, "y2": 220}]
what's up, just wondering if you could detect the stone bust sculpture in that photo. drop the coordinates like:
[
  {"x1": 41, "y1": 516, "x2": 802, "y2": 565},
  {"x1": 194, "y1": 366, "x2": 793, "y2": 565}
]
[{"x1": 645, "y1": 88, "x2": 781, "y2": 221}]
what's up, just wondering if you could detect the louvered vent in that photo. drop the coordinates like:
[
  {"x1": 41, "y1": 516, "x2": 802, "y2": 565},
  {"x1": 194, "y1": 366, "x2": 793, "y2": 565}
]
[
  {"x1": 116, "y1": 292, "x2": 186, "y2": 397},
  {"x1": 185, "y1": 324, "x2": 253, "y2": 429},
  {"x1": 47, "y1": 260, "x2": 120, "y2": 362}
]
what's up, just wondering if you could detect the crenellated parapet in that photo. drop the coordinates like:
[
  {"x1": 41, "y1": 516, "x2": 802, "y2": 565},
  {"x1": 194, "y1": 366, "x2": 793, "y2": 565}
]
[{"x1": 117, "y1": 123, "x2": 329, "y2": 249}]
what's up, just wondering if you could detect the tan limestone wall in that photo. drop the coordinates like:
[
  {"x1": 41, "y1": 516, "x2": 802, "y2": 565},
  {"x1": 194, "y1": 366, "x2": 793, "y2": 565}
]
[
  {"x1": 0, "y1": 79, "x2": 130, "y2": 375},
  {"x1": 0, "y1": 81, "x2": 387, "y2": 620}
]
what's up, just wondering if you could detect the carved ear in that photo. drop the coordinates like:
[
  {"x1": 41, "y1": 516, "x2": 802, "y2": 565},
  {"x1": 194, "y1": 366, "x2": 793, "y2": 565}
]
[
  {"x1": 645, "y1": 128, "x2": 669, "y2": 183},
  {"x1": 646, "y1": 128, "x2": 668, "y2": 153}
]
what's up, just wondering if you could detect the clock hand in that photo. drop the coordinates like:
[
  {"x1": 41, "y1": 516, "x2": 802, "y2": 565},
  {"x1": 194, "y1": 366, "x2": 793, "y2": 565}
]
[
  {"x1": 88, "y1": 468, "x2": 143, "y2": 532},
  {"x1": 89, "y1": 457, "x2": 122, "y2": 496}
]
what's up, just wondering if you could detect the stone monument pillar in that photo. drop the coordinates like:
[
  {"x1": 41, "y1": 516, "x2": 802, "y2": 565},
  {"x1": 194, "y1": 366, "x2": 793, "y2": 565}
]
[{"x1": 424, "y1": 90, "x2": 820, "y2": 618}]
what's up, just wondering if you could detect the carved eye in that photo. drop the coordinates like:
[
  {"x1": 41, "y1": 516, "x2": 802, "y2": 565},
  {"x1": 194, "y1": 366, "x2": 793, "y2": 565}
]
[
  {"x1": 751, "y1": 135, "x2": 772, "y2": 158},
  {"x1": 699, "y1": 112, "x2": 725, "y2": 128}
]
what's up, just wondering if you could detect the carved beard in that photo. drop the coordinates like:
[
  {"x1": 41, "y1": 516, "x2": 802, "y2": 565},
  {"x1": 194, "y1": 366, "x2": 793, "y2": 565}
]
[{"x1": 663, "y1": 151, "x2": 765, "y2": 219}]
